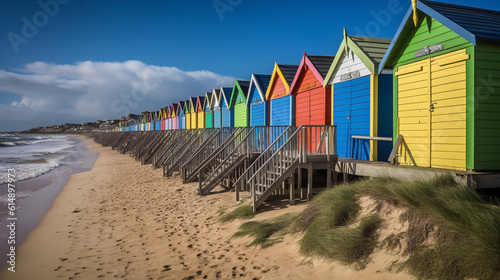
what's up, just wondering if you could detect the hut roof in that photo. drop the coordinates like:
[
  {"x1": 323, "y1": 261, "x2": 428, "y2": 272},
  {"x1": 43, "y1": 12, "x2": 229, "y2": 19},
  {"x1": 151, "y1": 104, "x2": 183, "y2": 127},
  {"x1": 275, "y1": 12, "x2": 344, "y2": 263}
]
[
  {"x1": 290, "y1": 54, "x2": 334, "y2": 93},
  {"x1": 246, "y1": 73, "x2": 271, "y2": 105},
  {"x1": 379, "y1": 0, "x2": 500, "y2": 71},
  {"x1": 220, "y1": 87, "x2": 233, "y2": 108},
  {"x1": 229, "y1": 79, "x2": 250, "y2": 107}
]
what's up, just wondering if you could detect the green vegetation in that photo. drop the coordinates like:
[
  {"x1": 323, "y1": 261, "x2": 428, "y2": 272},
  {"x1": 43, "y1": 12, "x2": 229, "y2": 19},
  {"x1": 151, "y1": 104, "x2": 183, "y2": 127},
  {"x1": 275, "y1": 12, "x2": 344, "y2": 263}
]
[
  {"x1": 230, "y1": 174, "x2": 500, "y2": 279},
  {"x1": 298, "y1": 182, "x2": 380, "y2": 268},
  {"x1": 371, "y1": 175, "x2": 500, "y2": 280},
  {"x1": 233, "y1": 214, "x2": 297, "y2": 248},
  {"x1": 219, "y1": 202, "x2": 255, "y2": 222}
]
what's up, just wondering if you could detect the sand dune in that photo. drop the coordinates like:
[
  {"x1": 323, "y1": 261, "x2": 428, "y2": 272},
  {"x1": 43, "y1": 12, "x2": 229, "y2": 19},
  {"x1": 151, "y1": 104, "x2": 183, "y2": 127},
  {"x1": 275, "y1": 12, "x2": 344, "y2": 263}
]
[{"x1": 0, "y1": 137, "x2": 413, "y2": 279}]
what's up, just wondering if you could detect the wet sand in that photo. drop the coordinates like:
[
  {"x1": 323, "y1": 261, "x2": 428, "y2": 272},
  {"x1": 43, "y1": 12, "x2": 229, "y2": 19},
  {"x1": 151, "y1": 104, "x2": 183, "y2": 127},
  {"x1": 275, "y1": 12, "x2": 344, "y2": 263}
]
[
  {"x1": 0, "y1": 137, "x2": 413, "y2": 279},
  {"x1": 0, "y1": 135, "x2": 97, "y2": 268}
]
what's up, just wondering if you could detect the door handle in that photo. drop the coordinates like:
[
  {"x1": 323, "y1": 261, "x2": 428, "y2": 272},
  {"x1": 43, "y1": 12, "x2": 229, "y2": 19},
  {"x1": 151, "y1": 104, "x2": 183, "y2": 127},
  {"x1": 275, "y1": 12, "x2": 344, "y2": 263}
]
[{"x1": 347, "y1": 114, "x2": 350, "y2": 120}]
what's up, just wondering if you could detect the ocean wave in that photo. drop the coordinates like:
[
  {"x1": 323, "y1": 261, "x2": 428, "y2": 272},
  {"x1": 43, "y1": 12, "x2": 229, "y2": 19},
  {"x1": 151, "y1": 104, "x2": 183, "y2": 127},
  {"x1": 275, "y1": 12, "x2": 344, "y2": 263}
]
[
  {"x1": 0, "y1": 139, "x2": 47, "y2": 147},
  {"x1": 0, "y1": 159, "x2": 61, "y2": 184},
  {"x1": 0, "y1": 142, "x2": 16, "y2": 147}
]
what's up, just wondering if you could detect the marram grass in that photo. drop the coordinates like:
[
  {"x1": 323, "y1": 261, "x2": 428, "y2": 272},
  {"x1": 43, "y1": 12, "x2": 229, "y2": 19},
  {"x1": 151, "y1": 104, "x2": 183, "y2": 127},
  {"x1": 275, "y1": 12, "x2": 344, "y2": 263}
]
[
  {"x1": 219, "y1": 203, "x2": 254, "y2": 222},
  {"x1": 231, "y1": 174, "x2": 500, "y2": 279}
]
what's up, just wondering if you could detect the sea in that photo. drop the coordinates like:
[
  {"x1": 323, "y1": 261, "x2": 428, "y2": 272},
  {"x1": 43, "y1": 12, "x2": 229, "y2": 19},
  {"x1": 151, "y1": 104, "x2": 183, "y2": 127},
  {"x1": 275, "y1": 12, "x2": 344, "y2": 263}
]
[
  {"x1": 0, "y1": 133, "x2": 98, "y2": 269},
  {"x1": 0, "y1": 134, "x2": 73, "y2": 184}
]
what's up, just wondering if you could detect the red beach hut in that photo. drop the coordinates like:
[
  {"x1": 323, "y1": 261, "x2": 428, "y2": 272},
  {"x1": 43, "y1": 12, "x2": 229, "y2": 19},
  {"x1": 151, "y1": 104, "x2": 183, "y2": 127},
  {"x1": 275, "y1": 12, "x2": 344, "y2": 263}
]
[{"x1": 289, "y1": 53, "x2": 334, "y2": 126}]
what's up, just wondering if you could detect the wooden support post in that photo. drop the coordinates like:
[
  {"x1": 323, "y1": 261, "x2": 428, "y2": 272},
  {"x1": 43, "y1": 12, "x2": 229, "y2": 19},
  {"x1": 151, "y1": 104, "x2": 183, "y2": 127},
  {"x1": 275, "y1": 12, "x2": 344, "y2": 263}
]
[
  {"x1": 290, "y1": 171, "x2": 296, "y2": 205},
  {"x1": 281, "y1": 181, "x2": 286, "y2": 196},
  {"x1": 333, "y1": 164, "x2": 338, "y2": 186},
  {"x1": 327, "y1": 163, "x2": 332, "y2": 188},
  {"x1": 236, "y1": 177, "x2": 240, "y2": 201},
  {"x1": 298, "y1": 167, "x2": 303, "y2": 199},
  {"x1": 307, "y1": 163, "x2": 313, "y2": 201},
  {"x1": 198, "y1": 169, "x2": 202, "y2": 195},
  {"x1": 342, "y1": 162, "x2": 348, "y2": 183}
]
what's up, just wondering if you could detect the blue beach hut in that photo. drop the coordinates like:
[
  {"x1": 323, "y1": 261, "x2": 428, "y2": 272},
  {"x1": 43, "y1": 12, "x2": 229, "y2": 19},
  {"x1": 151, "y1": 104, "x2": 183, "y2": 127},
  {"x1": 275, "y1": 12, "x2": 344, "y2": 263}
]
[
  {"x1": 220, "y1": 87, "x2": 234, "y2": 127},
  {"x1": 323, "y1": 30, "x2": 393, "y2": 161},
  {"x1": 247, "y1": 74, "x2": 271, "y2": 126},
  {"x1": 212, "y1": 88, "x2": 222, "y2": 128},
  {"x1": 265, "y1": 63, "x2": 299, "y2": 126}
]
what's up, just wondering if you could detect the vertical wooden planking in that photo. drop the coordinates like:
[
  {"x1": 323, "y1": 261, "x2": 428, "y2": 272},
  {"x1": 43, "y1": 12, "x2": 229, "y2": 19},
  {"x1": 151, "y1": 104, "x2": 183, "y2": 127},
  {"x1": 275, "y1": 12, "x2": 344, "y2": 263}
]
[
  {"x1": 333, "y1": 80, "x2": 351, "y2": 158},
  {"x1": 474, "y1": 42, "x2": 500, "y2": 170},
  {"x1": 205, "y1": 111, "x2": 213, "y2": 128},
  {"x1": 430, "y1": 49, "x2": 468, "y2": 170},
  {"x1": 250, "y1": 101, "x2": 265, "y2": 126},
  {"x1": 377, "y1": 74, "x2": 394, "y2": 160},
  {"x1": 370, "y1": 74, "x2": 378, "y2": 161},
  {"x1": 270, "y1": 96, "x2": 292, "y2": 126},
  {"x1": 396, "y1": 59, "x2": 430, "y2": 167},
  {"x1": 197, "y1": 111, "x2": 205, "y2": 129},
  {"x1": 234, "y1": 103, "x2": 248, "y2": 127},
  {"x1": 213, "y1": 109, "x2": 221, "y2": 128}
]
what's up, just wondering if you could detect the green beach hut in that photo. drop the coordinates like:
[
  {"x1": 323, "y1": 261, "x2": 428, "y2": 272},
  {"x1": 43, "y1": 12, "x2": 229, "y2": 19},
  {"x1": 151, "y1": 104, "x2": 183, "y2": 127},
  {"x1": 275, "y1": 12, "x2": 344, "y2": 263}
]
[
  {"x1": 204, "y1": 91, "x2": 214, "y2": 128},
  {"x1": 379, "y1": 0, "x2": 500, "y2": 171},
  {"x1": 229, "y1": 79, "x2": 251, "y2": 127}
]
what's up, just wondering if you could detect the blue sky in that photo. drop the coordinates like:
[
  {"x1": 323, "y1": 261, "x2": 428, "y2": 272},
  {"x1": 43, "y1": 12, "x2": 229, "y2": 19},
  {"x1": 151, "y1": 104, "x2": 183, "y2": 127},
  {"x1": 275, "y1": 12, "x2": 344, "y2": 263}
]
[{"x1": 0, "y1": 0, "x2": 498, "y2": 131}]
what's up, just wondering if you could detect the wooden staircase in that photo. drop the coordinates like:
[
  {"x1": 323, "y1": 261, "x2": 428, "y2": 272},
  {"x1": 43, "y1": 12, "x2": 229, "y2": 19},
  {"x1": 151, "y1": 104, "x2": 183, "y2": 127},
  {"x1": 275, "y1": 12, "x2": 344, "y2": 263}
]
[
  {"x1": 182, "y1": 127, "x2": 240, "y2": 183},
  {"x1": 152, "y1": 130, "x2": 195, "y2": 169},
  {"x1": 197, "y1": 126, "x2": 289, "y2": 195},
  {"x1": 244, "y1": 126, "x2": 338, "y2": 212},
  {"x1": 233, "y1": 126, "x2": 297, "y2": 199},
  {"x1": 161, "y1": 129, "x2": 218, "y2": 177},
  {"x1": 140, "y1": 131, "x2": 180, "y2": 165}
]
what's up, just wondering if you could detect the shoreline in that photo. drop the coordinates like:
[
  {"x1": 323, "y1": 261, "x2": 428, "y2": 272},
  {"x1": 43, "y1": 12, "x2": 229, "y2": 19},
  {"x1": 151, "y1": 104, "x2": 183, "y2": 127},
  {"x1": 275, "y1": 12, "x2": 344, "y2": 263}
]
[
  {"x1": 0, "y1": 137, "x2": 413, "y2": 279},
  {"x1": 0, "y1": 135, "x2": 98, "y2": 271}
]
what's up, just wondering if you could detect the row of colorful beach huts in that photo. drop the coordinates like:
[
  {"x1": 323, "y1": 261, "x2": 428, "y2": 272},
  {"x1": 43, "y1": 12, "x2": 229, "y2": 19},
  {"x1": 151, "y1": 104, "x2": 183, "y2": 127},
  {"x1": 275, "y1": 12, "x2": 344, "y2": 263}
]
[{"x1": 118, "y1": 0, "x2": 500, "y2": 172}]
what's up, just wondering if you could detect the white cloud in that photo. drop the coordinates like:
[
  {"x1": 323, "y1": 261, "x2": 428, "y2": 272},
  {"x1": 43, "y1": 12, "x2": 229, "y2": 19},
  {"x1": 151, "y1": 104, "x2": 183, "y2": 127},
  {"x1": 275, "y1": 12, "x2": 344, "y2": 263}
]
[{"x1": 0, "y1": 60, "x2": 236, "y2": 131}]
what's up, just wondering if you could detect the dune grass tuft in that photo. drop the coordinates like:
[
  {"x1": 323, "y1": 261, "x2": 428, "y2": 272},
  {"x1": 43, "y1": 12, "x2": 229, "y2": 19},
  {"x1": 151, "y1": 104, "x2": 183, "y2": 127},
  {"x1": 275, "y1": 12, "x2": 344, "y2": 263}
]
[
  {"x1": 297, "y1": 174, "x2": 500, "y2": 279},
  {"x1": 219, "y1": 203, "x2": 254, "y2": 222},
  {"x1": 298, "y1": 183, "x2": 380, "y2": 267},
  {"x1": 372, "y1": 174, "x2": 500, "y2": 280},
  {"x1": 229, "y1": 174, "x2": 500, "y2": 279},
  {"x1": 233, "y1": 214, "x2": 297, "y2": 248}
]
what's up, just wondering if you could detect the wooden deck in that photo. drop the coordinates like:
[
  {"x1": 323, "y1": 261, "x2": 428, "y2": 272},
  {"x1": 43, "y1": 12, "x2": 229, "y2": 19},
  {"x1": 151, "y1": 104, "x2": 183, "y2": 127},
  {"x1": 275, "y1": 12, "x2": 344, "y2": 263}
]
[{"x1": 336, "y1": 157, "x2": 500, "y2": 189}]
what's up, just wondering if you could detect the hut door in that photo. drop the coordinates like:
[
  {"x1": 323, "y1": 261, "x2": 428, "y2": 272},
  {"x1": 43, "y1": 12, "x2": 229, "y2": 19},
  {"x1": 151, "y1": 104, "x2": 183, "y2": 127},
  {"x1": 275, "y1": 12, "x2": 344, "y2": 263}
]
[
  {"x1": 333, "y1": 75, "x2": 371, "y2": 159},
  {"x1": 429, "y1": 49, "x2": 468, "y2": 170},
  {"x1": 234, "y1": 103, "x2": 247, "y2": 127},
  {"x1": 296, "y1": 90, "x2": 311, "y2": 125},
  {"x1": 396, "y1": 49, "x2": 468, "y2": 170},
  {"x1": 396, "y1": 59, "x2": 431, "y2": 167}
]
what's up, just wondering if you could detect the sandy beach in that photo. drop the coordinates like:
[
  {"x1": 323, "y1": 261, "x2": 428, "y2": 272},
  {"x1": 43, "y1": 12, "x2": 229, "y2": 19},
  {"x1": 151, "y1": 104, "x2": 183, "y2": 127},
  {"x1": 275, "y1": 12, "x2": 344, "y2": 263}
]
[{"x1": 0, "y1": 136, "x2": 413, "y2": 280}]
